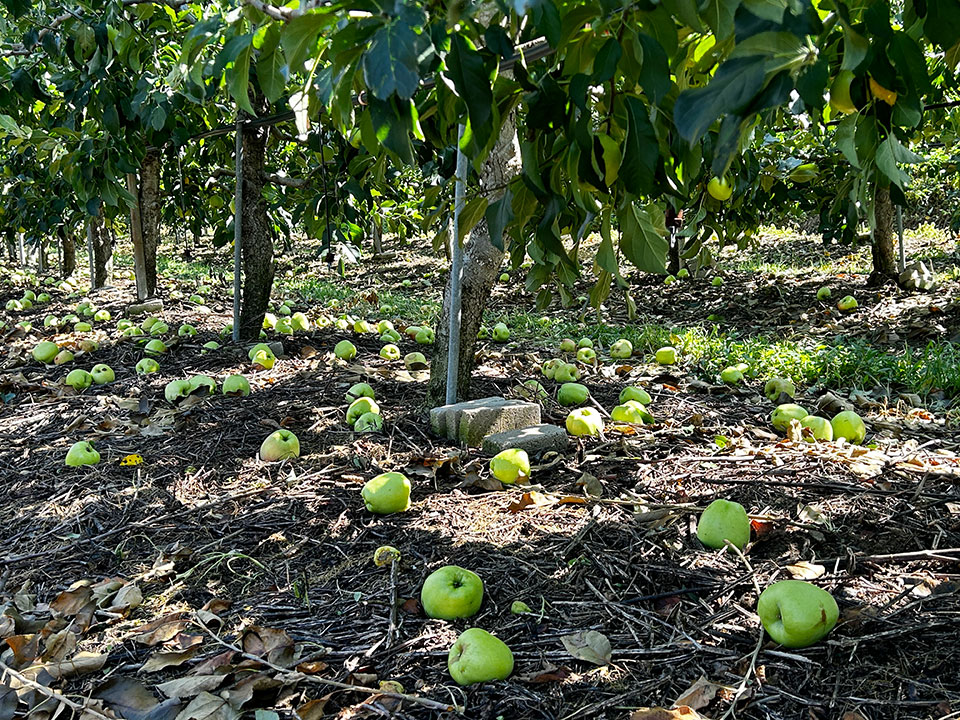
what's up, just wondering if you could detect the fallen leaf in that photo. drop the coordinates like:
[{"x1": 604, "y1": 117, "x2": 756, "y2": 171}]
[
  {"x1": 577, "y1": 472, "x2": 603, "y2": 498},
  {"x1": 786, "y1": 561, "x2": 825, "y2": 580},
  {"x1": 296, "y1": 696, "x2": 333, "y2": 720},
  {"x1": 44, "y1": 651, "x2": 108, "y2": 679},
  {"x1": 1, "y1": 682, "x2": 18, "y2": 720},
  {"x1": 508, "y1": 491, "x2": 554, "y2": 513},
  {"x1": 108, "y1": 584, "x2": 143, "y2": 613},
  {"x1": 132, "y1": 614, "x2": 190, "y2": 646},
  {"x1": 139, "y1": 647, "x2": 201, "y2": 674},
  {"x1": 629, "y1": 706, "x2": 706, "y2": 720},
  {"x1": 560, "y1": 630, "x2": 612, "y2": 666},
  {"x1": 94, "y1": 677, "x2": 183, "y2": 720},
  {"x1": 50, "y1": 587, "x2": 94, "y2": 617},
  {"x1": 173, "y1": 692, "x2": 239, "y2": 720},
  {"x1": 514, "y1": 663, "x2": 572, "y2": 684},
  {"x1": 673, "y1": 676, "x2": 724, "y2": 710},
  {"x1": 157, "y1": 675, "x2": 226, "y2": 700}
]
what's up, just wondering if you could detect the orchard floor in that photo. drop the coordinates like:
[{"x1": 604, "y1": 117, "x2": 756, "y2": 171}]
[{"x1": 1, "y1": 228, "x2": 960, "y2": 720}]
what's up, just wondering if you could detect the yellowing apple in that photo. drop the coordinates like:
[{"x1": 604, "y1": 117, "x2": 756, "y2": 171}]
[
  {"x1": 800, "y1": 415, "x2": 833, "y2": 442},
  {"x1": 576, "y1": 347, "x2": 597, "y2": 364},
  {"x1": 619, "y1": 386, "x2": 651, "y2": 405},
  {"x1": 558, "y1": 382, "x2": 589, "y2": 407},
  {"x1": 771, "y1": 403, "x2": 808, "y2": 431},
  {"x1": 380, "y1": 344, "x2": 401, "y2": 360},
  {"x1": 361, "y1": 471, "x2": 411, "y2": 514},
  {"x1": 831, "y1": 410, "x2": 866, "y2": 444},
  {"x1": 252, "y1": 349, "x2": 276, "y2": 369},
  {"x1": 65, "y1": 440, "x2": 100, "y2": 467},
  {"x1": 837, "y1": 295, "x2": 858, "y2": 312},
  {"x1": 559, "y1": 338, "x2": 577, "y2": 353},
  {"x1": 291, "y1": 312, "x2": 311, "y2": 332},
  {"x1": 447, "y1": 628, "x2": 513, "y2": 686},
  {"x1": 697, "y1": 499, "x2": 750, "y2": 550},
  {"x1": 707, "y1": 176, "x2": 733, "y2": 201},
  {"x1": 347, "y1": 397, "x2": 380, "y2": 426},
  {"x1": 566, "y1": 407, "x2": 604, "y2": 437},
  {"x1": 610, "y1": 400, "x2": 647, "y2": 424},
  {"x1": 404, "y1": 352, "x2": 428, "y2": 370},
  {"x1": 421, "y1": 566, "x2": 483, "y2": 620},
  {"x1": 334, "y1": 340, "x2": 357, "y2": 360},
  {"x1": 489, "y1": 448, "x2": 530, "y2": 484},
  {"x1": 223, "y1": 375, "x2": 251, "y2": 396},
  {"x1": 757, "y1": 580, "x2": 839, "y2": 648},
  {"x1": 655, "y1": 346, "x2": 677, "y2": 364},
  {"x1": 610, "y1": 339, "x2": 633, "y2": 359},
  {"x1": 259, "y1": 429, "x2": 300, "y2": 461},
  {"x1": 33, "y1": 341, "x2": 59, "y2": 364},
  {"x1": 373, "y1": 545, "x2": 401, "y2": 567}
]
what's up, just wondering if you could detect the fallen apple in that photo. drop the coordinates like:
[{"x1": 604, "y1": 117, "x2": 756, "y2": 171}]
[
  {"x1": 516, "y1": 379, "x2": 548, "y2": 402},
  {"x1": 610, "y1": 401, "x2": 647, "y2": 424},
  {"x1": 381, "y1": 328, "x2": 402, "y2": 343},
  {"x1": 490, "y1": 448, "x2": 530, "y2": 484},
  {"x1": 65, "y1": 369, "x2": 93, "y2": 391},
  {"x1": 697, "y1": 498, "x2": 750, "y2": 550},
  {"x1": 541, "y1": 359, "x2": 563, "y2": 379},
  {"x1": 771, "y1": 403, "x2": 808, "y2": 431},
  {"x1": 404, "y1": 352, "x2": 428, "y2": 370},
  {"x1": 405, "y1": 325, "x2": 422, "y2": 339},
  {"x1": 188, "y1": 375, "x2": 216, "y2": 395},
  {"x1": 764, "y1": 378, "x2": 796, "y2": 402},
  {"x1": 346, "y1": 383, "x2": 375, "y2": 402},
  {"x1": 178, "y1": 323, "x2": 197, "y2": 337},
  {"x1": 655, "y1": 346, "x2": 677, "y2": 364},
  {"x1": 373, "y1": 545, "x2": 401, "y2": 567},
  {"x1": 259, "y1": 429, "x2": 300, "y2": 461},
  {"x1": 189, "y1": 294, "x2": 205, "y2": 305},
  {"x1": 610, "y1": 339, "x2": 633, "y2": 359},
  {"x1": 78, "y1": 339, "x2": 99, "y2": 353},
  {"x1": 43, "y1": 315, "x2": 59, "y2": 328},
  {"x1": 421, "y1": 566, "x2": 484, "y2": 620},
  {"x1": 757, "y1": 580, "x2": 839, "y2": 648},
  {"x1": 619, "y1": 386, "x2": 652, "y2": 405},
  {"x1": 93, "y1": 309, "x2": 111, "y2": 322},
  {"x1": 492, "y1": 323, "x2": 510, "y2": 342},
  {"x1": 274, "y1": 317, "x2": 293, "y2": 334},
  {"x1": 247, "y1": 342, "x2": 274, "y2": 360},
  {"x1": 554, "y1": 363, "x2": 581, "y2": 383},
  {"x1": 223, "y1": 375, "x2": 251, "y2": 396},
  {"x1": 361, "y1": 471, "x2": 411, "y2": 514},
  {"x1": 499, "y1": 272, "x2": 509, "y2": 282},
  {"x1": 558, "y1": 382, "x2": 589, "y2": 407},
  {"x1": 291, "y1": 312, "x2": 311, "y2": 332},
  {"x1": 33, "y1": 341, "x2": 59, "y2": 364},
  {"x1": 566, "y1": 407, "x2": 604, "y2": 436},
  {"x1": 253, "y1": 349, "x2": 276, "y2": 369},
  {"x1": 164, "y1": 379, "x2": 191, "y2": 403},
  {"x1": 720, "y1": 366, "x2": 744, "y2": 384},
  {"x1": 278, "y1": 303, "x2": 292, "y2": 316},
  {"x1": 711, "y1": 277, "x2": 724, "y2": 287},
  {"x1": 149, "y1": 322, "x2": 169, "y2": 336},
  {"x1": 837, "y1": 295, "x2": 858, "y2": 312},
  {"x1": 354, "y1": 412, "x2": 384, "y2": 432},
  {"x1": 577, "y1": 338, "x2": 593, "y2": 349},
  {"x1": 831, "y1": 410, "x2": 866, "y2": 443},
  {"x1": 511, "y1": 601, "x2": 532, "y2": 614},
  {"x1": 36, "y1": 293, "x2": 50, "y2": 304},
  {"x1": 201, "y1": 341, "x2": 220, "y2": 354},
  {"x1": 334, "y1": 340, "x2": 357, "y2": 360},
  {"x1": 347, "y1": 397, "x2": 380, "y2": 426},
  {"x1": 65, "y1": 440, "x2": 100, "y2": 467},
  {"x1": 144, "y1": 339, "x2": 167, "y2": 356},
  {"x1": 800, "y1": 415, "x2": 833, "y2": 442},
  {"x1": 22, "y1": 290, "x2": 36, "y2": 302},
  {"x1": 476, "y1": 325, "x2": 490, "y2": 340},
  {"x1": 576, "y1": 347, "x2": 597, "y2": 365},
  {"x1": 135, "y1": 358, "x2": 160, "y2": 374},
  {"x1": 74, "y1": 321, "x2": 93, "y2": 332},
  {"x1": 354, "y1": 319, "x2": 373, "y2": 334},
  {"x1": 90, "y1": 364, "x2": 115, "y2": 385},
  {"x1": 263, "y1": 313, "x2": 278, "y2": 330},
  {"x1": 559, "y1": 338, "x2": 577, "y2": 353},
  {"x1": 677, "y1": 268, "x2": 690, "y2": 279},
  {"x1": 380, "y1": 344, "x2": 401, "y2": 360},
  {"x1": 664, "y1": 274, "x2": 677, "y2": 286},
  {"x1": 816, "y1": 287, "x2": 832, "y2": 301},
  {"x1": 447, "y1": 628, "x2": 513, "y2": 686}
]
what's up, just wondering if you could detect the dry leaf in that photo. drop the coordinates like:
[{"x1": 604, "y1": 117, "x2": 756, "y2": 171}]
[
  {"x1": 514, "y1": 663, "x2": 572, "y2": 684},
  {"x1": 673, "y1": 676, "x2": 724, "y2": 710},
  {"x1": 132, "y1": 614, "x2": 190, "y2": 646},
  {"x1": 577, "y1": 472, "x2": 603, "y2": 498},
  {"x1": 560, "y1": 631, "x2": 612, "y2": 666},
  {"x1": 139, "y1": 647, "x2": 201, "y2": 674},
  {"x1": 629, "y1": 707, "x2": 706, "y2": 720},
  {"x1": 508, "y1": 491, "x2": 553, "y2": 513},
  {"x1": 296, "y1": 696, "x2": 333, "y2": 720},
  {"x1": 50, "y1": 587, "x2": 93, "y2": 617},
  {"x1": 786, "y1": 561, "x2": 825, "y2": 580},
  {"x1": 94, "y1": 677, "x2": 182, "y2": 720},
  {"x1": 157, "y1": 676, "x2": 226, "y2": 700},
  {"x1": 44, "y1": 651, "x2": 107, "y2": 679},
  {"x1": 108, "y1": 584, "x2": 144, "y2": 613},
  {"x1": 173, "y1": 692, "x2": 239, "y2": 720}
]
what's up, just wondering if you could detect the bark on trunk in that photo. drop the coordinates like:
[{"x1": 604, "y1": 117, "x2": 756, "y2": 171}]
[
  {"x1": 427, "y1": 116, "x2": 522, "y2": 406},
  {"x1": 238, "y1": 120, "x2": 275, "y2": 341},
  {"x1": 59, "y1": 228, "x2": 76, "y2": 277},
  {"x1": 90, "y1": 216, "x2": 112, "y2": 288},
  {"x1": 38, "y1": 237, "x2": 47, "y2": 272},
  {"x1": 870, "y1": 184, "x2": 898, "y2": 283},
  {"x1": 127, "y1": 150, "x2": 161, "y2": 300}
]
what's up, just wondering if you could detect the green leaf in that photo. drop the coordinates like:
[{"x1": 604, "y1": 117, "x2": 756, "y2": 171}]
[
  {"x1": 636, "y1": 33, "x2": 670, "y2": 105},
  {"x1": 369, "y1": 96, "x2": 415, "y2": 164},
  {"x1": 280, "y1": 13, "x2": 327, "y2": 73},
  {"x1": 673, "y1": 57, "x2": 766, "y2": 144},
  {"x1": 591, "y1": 38, "x2": 621, "y2": 84},
  {"x1": 596, "y1": 134, "x2": 621, "y2": 186},
  {"x1": 486, "y1": 190, "x2": 514, "y2": 251},
  {"x1": 619, "y1": 96, "x2": 658, "y2": 196},
  {"x1": 227, "y1": 42, "x2": 255, "y2": 115},
  {"x1": 617, "y1": 200, "x2": 668, "y2": 273},
  {"x1": 875, "y1": 137, "x2": 912, "y2": 188},
  {"x1": 924, "y1": 0, "x2": 960, "y2": 49},
  {"x1": 701, "y1": 0, "x2": 739, "y2": 40},
  {"x1": 457, "y1": 197, "x2": 489, "y2": 244},
  {"x1": 213, "y1": 34, "x2": 252, "y2": 78},
  {"x1": 363, "y1": 21, "x2": 420, "y2": 101},
  {"x1": 839, "y1": 23, "x2": 868, "y2": 70},
  {"x1": 834, "y1": 114, "x2": 859, "y2": 168},
  {"x1": 447, "y1": 34, "x2": 494, "y2": 150},
  {"x1": 257, "y1": 25, "x2": 287, "y2": 103}
]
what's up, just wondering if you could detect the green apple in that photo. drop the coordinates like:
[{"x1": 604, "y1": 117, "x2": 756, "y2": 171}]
[
  {"x1": 164, "y1": 379, "x2": 191, "y2": 403},
  {"x1": 576, "y1": 347, "x2": 597, "y2": 364},
  {"x1": 253, "y1": 349, "x2": 276, "y2": 369},
  {"x1": 381, "y1": 328, "x2": 402, "y2": 343},
  {"x1": 490, "y1": 448, "x2": 530, "y2": 484},
  {"x1": 619, "y1": 386, "x2": 652, "y2": 405},
  {"x1": 346, "y1": 383, "x2": 375, "y2": 402},
  {"x1": 837, "y1": 295, "x2": 858, "y2": 312},
  {"x1": 201, "y1": 341, "x2": 220, "y2": 354},
  {"x1": 558, "y1": 382, "x2": 589, "y2": 407},
  {"x1": 707, "y1": 175, "x2": 733, "y2": 201},
  {"x1": 566, "y1": 407, "x2": 604, "y2": 437},
  {"x1": 43, "y1": 315, "x2": 59, "y2": 328},
  {"x1": 664, "y1": 274, "x2": 676, "y2": 286},
  {"x1": 188, "y1": 375, "x2": 216, "y2": 395},
  {"x1": 655, "y1": 346, "x2": 677, "y2": 364},
  {"x1": 373, "y1": 545, "x2": 401, "y2": 567},
  {"x1": 354, "y1": 412, "x2": 384, "y2": 432},
  {"x1": 78, "y1": 339, "x2": 98, "y2": 353},
  {"x1": 90, "y1": 364, "x2": 115, "y2": 385},
  {"x1": 404, "y1": 352, "x2": 428, "y2": 370},
  {"x1": 380, "y1": 343, "x2": 401, "y2": 360},
  {"x1": 720, "y1": 366, "x2": 744, "y2": 384},
  {"x1": 499, "y1": 272, "x2": 509, "y2": 282},
  {"x1": 263, "y1": 313, "x2": 278, "y2": 330},
  {"x1": 421, "y1": 566, "x2": 483, "y2": 620},
  {"x1": 361, "y1": 471, "x2": 411, "y2": 514},
  {"x1": 144, "y1": 339, "x2": 167, "y2": 356},
  {"x1": 610, "y1": 339, "x2": 633, "y2": 359},
  {"x1": 223, "y1": 374, "x2": 251, "y2": 396},
  {"x1": 476, "y1": 325, "x2": 490, "y2": 340},
  {"x1": 516, "y1": 379, "x2": 548, "y2": 402},
  {"x1": 275, "y1": 317, "x2": 294, "y2": 334},
  {"x1": 149, "y1": 322, "x2": 169, "y2": 336},
  {"x1": 33, "y1": 341, "x2": 59, "y2": 364},
  {"x1": 405, "y1": 325, "x2": 422, "y2": 339},
  {"x1": 610, "y1": 401, "x2": 648, "y2": 424},
  {"x1": 65, "y1": 440, "x2": 100, "y2": 467},
  {"x1": 334, "y1": 317, "x2": 350, "y2": 331},
  {"x1": 65, "y1": 369, "x2": 93, "y2": 391},
  {"x1": 291, "y1": 312, "x2": 311, "y2": 332},
  {"x1": 800, "y1": 415, "x2": 833, "y2": 442},
  {"x1": 831, "y1": 410, "x2": 866, "y2": 443},
  {"x1": 5, "y1": 299, "x2": 22, "y2": 312},
  {"x1": 511, "y1": 601, "x2": 532, "y2": 614},
  {"x1": 816, "y1": 287, "x2": 832, "y2": 301},
  {"x1": 189, "y1": 294, "x2": 205, "y2": 305},
  {"x1": 62, "y1": 314, "x2": 80, "y2": 325},
  {"x1": 559, "y1": 338, "x2": 577, "y2": 353},
  {"x1": 554, "y1": 363, "x2": 580, "y2": 383},
  {"x1": 771, "y1": 403, "x2": 808, "y2": 431},
  {"x1": 247, "y1": 342, "x2": 273, "y2": 361},
  {"x1": 74, "y1": 321, "x2": 93, "y2": 332},
  {"x1": 22, "y1": 290, "x2": 36, "y2": 302},
  {"x1": 334, "y1": 340, "x2": 357, "y2": 360},
  {"x1": 36, "y1": 293, "x2": 50, "y2": 303},
  {"x1": 447, "y1": 628, "x2": 513, "y2": 686},
  {"x1": 93, "y1": 309, "x2": 111, "y2": 322},
  {"x1": 711, "y1": 276, "x2": 724, "y2": 287},
  {"x1": 19, "y1": 299, "x2": 33, "y2": 310},
  {"x1": 352, "y1": 319, "x2": 372, "y2": 334},
  {"x1": 259, "y1": 429, "x2": 300, "y2": 461},
  {"x1": 764, "y1": 378, "x2": 796, "y2": 402},
  {"x1": 377, "y1": 320, "x2": 395, "y2": 334},
  {"x1": 136, "y1": 358, "x2": 160, "y2": 374},
  {"x1": 677, "y1": 268, "x2": 690, "y2": 279},
  {"x1": 697, "y1": 499, "x2": 750, "y2": 550},
  {"x1": 577, "y1": 338, "x2": 593, "y2": 349},
  {"x1": 178, "y1": 324, "x2": 198, "y2": 337},
  {"x1": 347, "y1": 397, "x2": 380, "y2": 426},
  {"x1": 278, "y1": 303, "x2": 292, "y2": 316},
  {"x1": 492, "y1": 323, "x2": 510, "y2": 342},
  {"x1": 757, "y1": 580, "x2": 839, "y2": 648},
  {"x1": 541, "y1": 359, "x2": 563, "y2": 380}
]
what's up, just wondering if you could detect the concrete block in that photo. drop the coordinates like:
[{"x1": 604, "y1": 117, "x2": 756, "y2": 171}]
[
  {"x1": 430, "y1": 397, "x2": 541, "y2": 447},
  {"x1": 482, "y1": 424, "x2": 568, "y2": 456}
]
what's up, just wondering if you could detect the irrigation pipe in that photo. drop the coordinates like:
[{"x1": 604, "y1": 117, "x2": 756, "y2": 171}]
[{"x1": 445, "y1": 124, "x2": 467, "y2": 405}]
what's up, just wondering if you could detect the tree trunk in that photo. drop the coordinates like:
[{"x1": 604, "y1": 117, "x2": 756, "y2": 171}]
[
  {"x1": 59, "y1": 228, "x2": 76, "y2": 277},
  {"x1": 89, "y1": 216, "x2": 112, "y2": 289},
  {"x1": 38, "y1": 237, "x2": 47, "y2": 272},
  {"x1": 238, "y1": 120, "x2": 274, "y2": 341},
  {"x1": 870, "y1": 184, "x2": 898, "y2": 283},
  {"x1": 427, "y1": 116, "x2": 522, "y2": 406},
  {"x1": 127, "y1": 149, "x2": 161, "y2": 299}
]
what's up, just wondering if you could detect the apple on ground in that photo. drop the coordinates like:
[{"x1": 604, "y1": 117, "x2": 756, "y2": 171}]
[
  {"x1": 566, "y1": 407, "x2": 604, "y2": 437},
  {"x1": 476, "y1": 326, "x2": 490, "y2": 339},
  {"x1": 149, "y1": 322, "x2": 169, "y2": 335},
  {"x1": 334, "y1": 340, "x2": 357, "y2": 360},
  {"x1": 253, "y1": 349, "x2": 276, "y2": 369},
  {"x1": 373, "y1": 545, "x2": 401, "y2": 567},
  {"x1": 274, "y1": 317, "x2": 294, "y2": 334},
  {"x1": 43, "y1": 315, "x2": 59, "y2": 328},
  {"x1": 136, "y1": 358, "x2": 160, "y2": 374},
  {"x1": 74, "y1": 321, "x2": 93, "y2": 332},
  {"x1": 404, "y1": 325, "x2": 422, "y2": 339},
  {"x1": 610, "y1": 401, "x2": 648, "y2": 424},
  {"x1": 65, "y1": 441, "x2": 100, "y2": 467},
  {"x1": 416, "y1": 327, "x2": 436, "y2": 344},
  {"x1": 78, "y1": 339, "x2": 98, "y2": 353},
  {"x1": 720, "y1": 366, "x2": 744, "y2": 384},
  {"x1": 499, "y1": 272, "x2": 509, "y2": 282},
  {"x1": 757, "y1": 580, "x2": 839, "y2": 648},
  {"x1": 189, "y1": 294, "x2": 205, "y2": 305},
  {"x1": 263, "y1": 313, "x2": 278, "y2": 330},
  {"x1": 831, "y1": 410, "x2": 866, "y2": 443},
  {"x1": 577, "y1": 338, "x2": 593, "y2": 349},
  {"x1": 33, "y1": 341, "x2": 59, "y2": 364},
  {"x1": 516, "y1": 380, "x2": 548, "y2": 402},
  {"x1": 346, "y1": 383, "x2": 375, "y2": 402},
  {"x1": 291, "y1": 312, "x2": 311, "y2": 331},
  {"x1": 764, "y1": 378, "x2": 796, "y2": 402},
  {"x1": 771, "y1": 403, "x2": 808, "y2": 431},
  {"x1": 354, "y1": 320, "x2": 373, "y2": 334},
  {"x1": 817, "y1": 287, "x2": 832, "y2": 301},
  {"x1": 655, "y1": 346, "x2": 677, "y2": 364},
  {"x1": 576, "y1": 347, "x2": 597, "y2": 364},
  {"x1": 177, "y1": 324, "x2": 197, "y2": 337},
  {"x1": 421, "y1": 566, "x2": 484, "y2": 620},
  {"x1": 541, "y1": 358, "x2": 563, "y2": 379},
  {"x1": 144, "y1": 339, "x2": 167, "y2": 356},
  {"x1": 223, "y1": 375, "x2": 251, "y2": 396},
  {"x1": 354, "y1": 412, "x2": 384, "y2": 432},
  {"x1": 492, "y1": 323, "x2": 510, "y2": 342},
  {"x1": 65, "y1": 369, "x2": 93, "y2": 391},
  {"x1": 711, "y1": 276, "x2": 724, "y2": 287},
  {"x1": 554, "y1": 363, "x2": 580, "y2": 383},
  {"x1": 664, "y1": 274, "x2": 676, "y2": 285},
  {"x1": 447, "y1": 628, "x2": 514, "y2": 686},
  {"x1": 404, "y1": 352, "x2": 428, "y2": 370},
  {"x1": 610, "y1": 339, "x2": 633, "y2": 359},
  {"x1": 188, "y1": 375, "x2": 216, "y2": 395},
  {"x1": 380, "y1": 344, "x2": 401, "y2": 360},
  {"x1": 361, "y1": 471, "x2": 411, "y2": 514},
  {"x1": 347, "y1": 397, "x2": 380, "y2": 426},
  {"x1": 90, "y1": 364, "x2": 115, "y2": 385},
  {"x1": 800, "y1": 415, "x2": 833, "y2": 442},
  {"x1": 259, "y1": 429, "x2": 300, "y2": 461},
  {"x1": 677, "y1": 268, "x2": 690, "y2": 279},
  {"x1": 511, "y1": 601, "x2": 532, "y2": 614},
  {"x1": 164, "y1": 379, "x2": 191, "y2": 403},
  {"x1": 697, "y1": 499, "x2": 751, "y2": 550},
  {"x1": 559, "y1": 338, "x2": 577, "y2": 353},
  {"x1": 490, "y1": 448, "x2": 531, "y2": 484},
  {"x1": 377, "y1": 320, "x2": 395, "y2": 334},
  {"x1": 619, "y1": 386, "x2": 652, "y2": 405},
  {"x1": 837, "y1": 295, "x2": 858, "y2": 312},
  {"x1": 558, "y1": 382, "x2": 589, "y2": 407}
]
